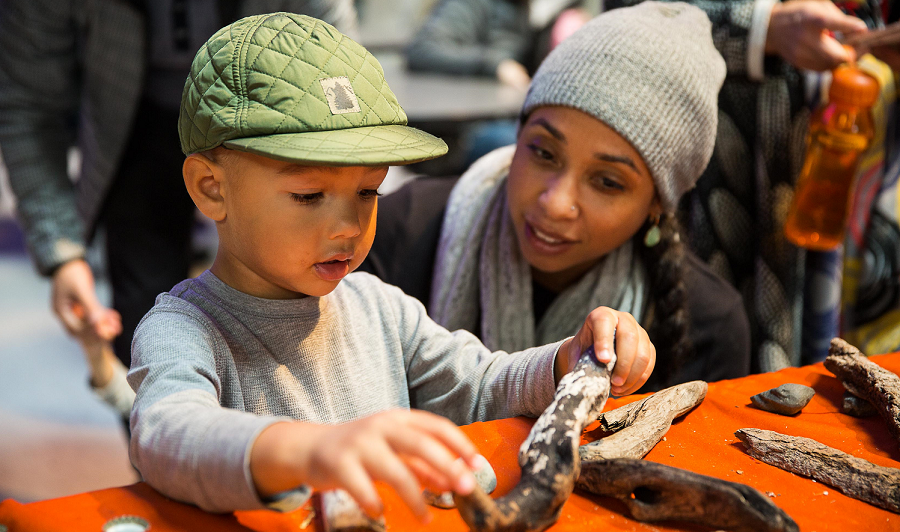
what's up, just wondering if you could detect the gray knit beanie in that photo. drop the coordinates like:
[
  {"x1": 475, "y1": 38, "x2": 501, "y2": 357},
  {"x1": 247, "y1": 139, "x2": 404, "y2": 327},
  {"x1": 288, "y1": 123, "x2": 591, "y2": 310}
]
[{"x1": 522, "y1": 1, "x2": 726, "y2": 212}]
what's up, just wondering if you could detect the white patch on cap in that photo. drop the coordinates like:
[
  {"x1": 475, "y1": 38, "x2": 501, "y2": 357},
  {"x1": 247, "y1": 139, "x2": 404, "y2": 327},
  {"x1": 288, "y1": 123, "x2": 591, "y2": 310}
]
[{"x1": 320, "y1": 76, "x2": 361, "y2": 115}]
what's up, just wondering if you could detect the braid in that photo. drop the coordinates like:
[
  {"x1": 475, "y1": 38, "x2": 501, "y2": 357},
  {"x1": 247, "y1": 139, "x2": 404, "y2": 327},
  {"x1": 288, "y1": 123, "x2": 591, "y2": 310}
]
[{"x1": 637, "y1": 213, "x2": 693, "y2": 390}]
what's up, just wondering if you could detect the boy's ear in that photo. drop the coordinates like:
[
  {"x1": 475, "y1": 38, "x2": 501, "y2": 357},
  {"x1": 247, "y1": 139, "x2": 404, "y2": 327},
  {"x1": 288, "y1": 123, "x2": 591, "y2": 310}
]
[{"x1": 183, "y1": 153, "x2": 227, "y2": 222}]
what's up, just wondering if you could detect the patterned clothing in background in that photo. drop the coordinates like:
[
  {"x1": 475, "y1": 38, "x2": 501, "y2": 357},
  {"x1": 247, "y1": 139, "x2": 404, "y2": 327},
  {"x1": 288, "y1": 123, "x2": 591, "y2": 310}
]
[{"x1": 607, "y1": 0, "x2": 900, "y2": 369}]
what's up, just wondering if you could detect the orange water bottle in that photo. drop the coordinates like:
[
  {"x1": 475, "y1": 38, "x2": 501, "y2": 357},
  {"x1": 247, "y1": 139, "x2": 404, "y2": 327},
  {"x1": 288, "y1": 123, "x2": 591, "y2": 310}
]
[{"x1": 784, "y1": 64, "x2": 879, "y2": 250}]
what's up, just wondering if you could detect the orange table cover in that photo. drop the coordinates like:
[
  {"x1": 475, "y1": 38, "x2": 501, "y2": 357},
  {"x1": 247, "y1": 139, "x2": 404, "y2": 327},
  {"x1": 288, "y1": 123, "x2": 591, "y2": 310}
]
[{"x1": 3, "y1": 354, "x2": 900, "y2": 532}]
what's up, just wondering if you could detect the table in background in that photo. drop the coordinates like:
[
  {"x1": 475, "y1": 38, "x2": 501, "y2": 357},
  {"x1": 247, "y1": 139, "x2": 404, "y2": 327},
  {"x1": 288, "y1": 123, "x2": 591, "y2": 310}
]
[
  {"x1": 376, "y1": 53, "x2": 526, "y2": 123},
  {"x1": 374, "y1": 52, "x2": 526, "y2": 176},
  {"x1": 2, "y1": 353, "x2": 899, "y2": 531}
]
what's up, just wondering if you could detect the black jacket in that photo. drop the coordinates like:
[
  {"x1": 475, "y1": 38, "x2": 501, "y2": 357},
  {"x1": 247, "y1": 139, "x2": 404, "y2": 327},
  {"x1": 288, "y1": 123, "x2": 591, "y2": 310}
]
[{"x1": 359, "y1": 177, "x2": 752, "y2": 390}]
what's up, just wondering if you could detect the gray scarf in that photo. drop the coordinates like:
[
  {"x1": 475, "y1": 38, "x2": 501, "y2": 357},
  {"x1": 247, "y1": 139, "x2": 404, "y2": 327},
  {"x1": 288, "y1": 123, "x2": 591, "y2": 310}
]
[{"x1": 429, "y1": 145, "x2": 648, "y2": 352}]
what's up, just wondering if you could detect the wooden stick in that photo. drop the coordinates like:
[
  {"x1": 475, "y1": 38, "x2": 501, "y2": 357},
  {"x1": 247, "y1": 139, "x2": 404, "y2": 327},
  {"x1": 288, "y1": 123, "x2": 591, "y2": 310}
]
[
  {"x1": 735, "y1": 428, "x2": 900, "y2": 514},
  {"x1": 576, "y1": 458, "x2": 798, "y2": 532},
  {"x1": 579, "y1": 380, "x2": 707, "y2": 461},
  {"x1": 454, "y1": 347, "x2": 614, "y2": 532},
  {"x1": 825, "y1": 338, "x2": 900, "y2": 448}
]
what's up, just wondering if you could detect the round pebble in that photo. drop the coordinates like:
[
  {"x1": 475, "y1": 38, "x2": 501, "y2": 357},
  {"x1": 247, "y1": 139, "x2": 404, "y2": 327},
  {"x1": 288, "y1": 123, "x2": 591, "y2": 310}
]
[{"x1": 750, "y1": 383, "x2": 815, "y2": 415}]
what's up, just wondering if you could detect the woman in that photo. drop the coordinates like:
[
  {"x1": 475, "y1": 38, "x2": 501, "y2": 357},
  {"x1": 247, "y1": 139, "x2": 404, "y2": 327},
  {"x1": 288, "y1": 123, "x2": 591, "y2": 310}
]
[{"x1": 361, "y1": 2, "x2": 750, "y2": 391}]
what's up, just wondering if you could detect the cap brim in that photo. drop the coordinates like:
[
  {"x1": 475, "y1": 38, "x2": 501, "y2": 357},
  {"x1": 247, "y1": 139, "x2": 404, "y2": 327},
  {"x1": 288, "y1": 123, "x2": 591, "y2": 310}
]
[{"x1": 222, "y1": 124, "x2": 447, "y2": 166}]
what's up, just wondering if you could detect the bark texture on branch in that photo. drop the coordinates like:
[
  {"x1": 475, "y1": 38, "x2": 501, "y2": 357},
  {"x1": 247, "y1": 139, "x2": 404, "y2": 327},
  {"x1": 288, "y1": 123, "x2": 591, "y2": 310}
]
[
  {"x1": 454, "y1": 347, "x2": 614, "y2": 532},
  {"x1": 735, "y1": 428, "x2": 900, "y2": 514},
  {"x1": 579, "y1": 380, "x2": 707, "y2": 461},
  {"x1": 575, "y1": 458, "x2": 798, "y2": 532},
  {"x1": 825, "y1": 337, "x2": 900, "y2": 448}
]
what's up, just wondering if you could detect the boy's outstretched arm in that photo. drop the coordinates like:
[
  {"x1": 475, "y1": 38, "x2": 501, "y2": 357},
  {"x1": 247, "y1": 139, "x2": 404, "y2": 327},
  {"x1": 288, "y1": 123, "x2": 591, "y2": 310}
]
[
  {"x1": 250, "y1": 409, "x2": 480, "y2": 523},
  {"x1": 554, "y1": 307, "x2": 656, "y2": 396}
]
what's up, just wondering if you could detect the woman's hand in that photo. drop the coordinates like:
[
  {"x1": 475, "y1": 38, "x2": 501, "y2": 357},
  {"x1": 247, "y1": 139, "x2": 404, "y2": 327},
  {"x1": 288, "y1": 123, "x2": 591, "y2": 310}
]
[
  {"x1": 250, "y1": 410, "x2": 480, "y2": 523},
  {"x1": 766, "y1": 0, "x2": 866, "y2": 71},
  {"x1": 556, "y1": 307, "x2": 656, "y2": 395}
]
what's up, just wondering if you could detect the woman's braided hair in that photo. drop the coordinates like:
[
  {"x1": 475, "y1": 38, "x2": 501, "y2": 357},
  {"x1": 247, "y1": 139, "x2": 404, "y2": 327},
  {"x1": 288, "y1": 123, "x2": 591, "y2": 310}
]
[{"x1": 636, "y1": 212, "x2": 693, "y2": 391}]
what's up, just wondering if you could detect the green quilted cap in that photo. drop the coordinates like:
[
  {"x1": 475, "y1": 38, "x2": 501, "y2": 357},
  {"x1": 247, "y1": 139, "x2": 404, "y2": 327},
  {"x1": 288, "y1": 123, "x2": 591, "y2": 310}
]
[{"x1": 178, "y1": 12, "x2": 447, "y2": 166}]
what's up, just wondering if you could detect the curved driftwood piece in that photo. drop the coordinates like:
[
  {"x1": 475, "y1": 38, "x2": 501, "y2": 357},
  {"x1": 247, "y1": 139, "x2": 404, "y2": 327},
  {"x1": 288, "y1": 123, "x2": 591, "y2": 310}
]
[
  {"x1": 579, "y1": 380, "x2": 707, "y2": 461},
  {"x1": 318, "y1": 490, "x2": 385, "y2": 532},
  {"x1": 575, "y1": 458, "x2": 798, "y2": 532},
  {"x1": 842, "y1": 391, "x2": 878, "y2": 418},
  {"x1": 736, "y1": 428, "x2": 900, "y2": 514},
  {"x1": 825, "y1": 337, "x2": 900, "y2": 448},
  {"x1": 454, "y1": 347, "x2": 614, "y2": 532}
]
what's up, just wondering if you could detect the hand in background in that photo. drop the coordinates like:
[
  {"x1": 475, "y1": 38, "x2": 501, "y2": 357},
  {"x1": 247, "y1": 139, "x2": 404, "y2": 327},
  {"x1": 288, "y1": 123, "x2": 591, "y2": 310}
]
[
  {"x1": 52, "y1": 259, "x2": 123, "y2": 387},
  {"x1": 52, "y1": 258, "x2": 122, "y2": 341},
  {"x1": 556, "y1": 306, "x2": 656, "y2": 396},
  {"x1": 250, "y1": 410, "x2": 480, "y2": 522},
  {"x1": 496, "y1": 58, "x2": 531, "y2": 91},
  {"x1": 766, "y1": 0, "x2": 867, "y2": 71},
  {"x1": 866, "y1": 45, "x2": 900, "y2": 70}
]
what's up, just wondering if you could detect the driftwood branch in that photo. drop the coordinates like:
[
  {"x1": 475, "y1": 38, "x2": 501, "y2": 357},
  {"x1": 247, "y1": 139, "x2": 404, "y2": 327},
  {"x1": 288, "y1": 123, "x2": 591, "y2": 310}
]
[
  {"x1": 454, "y1": 347, "x2": 614, "y2": 532},
  {"x1": 579, "y1": 380, "x2": 707, "y2": 461},
  {"x1": 575, "y1": 458, "x2": 798, "y2": 532},
  {"x1": 735, "y1": 428, "x2": 900, "y2": 514},
  {"x1": 318, "y1": 490, "x2": 385, "y2": 532},
  {"x1": 825, "y1": 338, "x2": 900, "y2": 448}
]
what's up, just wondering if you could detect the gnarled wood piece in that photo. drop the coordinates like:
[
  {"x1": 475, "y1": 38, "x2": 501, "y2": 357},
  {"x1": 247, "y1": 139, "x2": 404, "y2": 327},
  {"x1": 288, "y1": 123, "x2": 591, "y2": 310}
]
[
  {"x1": 575, "y1": 458, "x2": 798, "y2": 532},
  {"x1": 736, "y1": 428, "x2": 900, "y2": 514},
  {"x1": 579, "y1": 380, "x2": 707, "y2": 461},
  {"x1": 825, "y1": 338, "x2": 900, "y2": 448},
  {"x1": 318, "y1": 490, "x2": 385, "y2": 532},
  {"x1": 454, "y1": 347, "x2": 614, "y2": 532}
]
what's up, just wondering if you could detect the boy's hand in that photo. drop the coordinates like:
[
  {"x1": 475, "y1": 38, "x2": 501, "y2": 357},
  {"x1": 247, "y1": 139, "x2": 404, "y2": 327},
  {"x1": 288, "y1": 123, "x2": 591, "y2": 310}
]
[
  {"x1": 555, "y1": 307, "x2": 655, "y2": 396},
  {"x1": 250, "y1": 410, "x2": 480, "y2": 523}
]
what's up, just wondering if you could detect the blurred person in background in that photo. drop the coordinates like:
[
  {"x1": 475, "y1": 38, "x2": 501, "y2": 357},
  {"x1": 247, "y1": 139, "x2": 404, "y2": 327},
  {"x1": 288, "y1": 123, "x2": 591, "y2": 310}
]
[
  {"x1": 405, "y1": 0, "x2": 595, "y2": 166},
  {"x1": 604, "y1": 0, "x2": 900, "y2": 370},
  {"x1": 0, "y1": 0, "x2": 357, "y2": 422}
]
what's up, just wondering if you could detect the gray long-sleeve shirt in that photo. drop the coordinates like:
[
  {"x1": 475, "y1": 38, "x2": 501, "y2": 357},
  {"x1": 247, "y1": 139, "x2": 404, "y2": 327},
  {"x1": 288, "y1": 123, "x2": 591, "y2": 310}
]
[{"x1": 129, "y1": 270, "x2": 561, "y2": 512}]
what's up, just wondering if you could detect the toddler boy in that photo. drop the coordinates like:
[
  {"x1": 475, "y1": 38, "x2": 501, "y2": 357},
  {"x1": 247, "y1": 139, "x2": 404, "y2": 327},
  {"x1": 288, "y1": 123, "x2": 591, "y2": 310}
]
[{"x1": 129, "y1": 12, "x2": 655, "y2": 520}]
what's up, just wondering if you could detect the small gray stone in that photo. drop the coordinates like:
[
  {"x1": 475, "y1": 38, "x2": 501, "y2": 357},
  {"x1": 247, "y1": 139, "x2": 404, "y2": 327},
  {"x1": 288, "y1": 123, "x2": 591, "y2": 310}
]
[
  {"x1": 474, "y1": 456, "x2": 498, "y2": 494},
  {"x1": 425, "y1": 455, "x2": 497, "y2": 509},
  {"x1": 424, "y1": 490, "x2": 456, "y2": 509},
  {"x1": 750, "y1": 383, "x2": 815, "y2": 415},
  {"x1": 842, "y1": 391, "x2": 877, "y2": 418}
]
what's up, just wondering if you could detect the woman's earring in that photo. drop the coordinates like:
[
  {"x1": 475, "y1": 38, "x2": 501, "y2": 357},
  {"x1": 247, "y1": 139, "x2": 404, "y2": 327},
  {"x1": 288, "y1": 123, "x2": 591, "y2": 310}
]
[{"x1": 644, "y1": 215, "x2": 661, "y2": 247}]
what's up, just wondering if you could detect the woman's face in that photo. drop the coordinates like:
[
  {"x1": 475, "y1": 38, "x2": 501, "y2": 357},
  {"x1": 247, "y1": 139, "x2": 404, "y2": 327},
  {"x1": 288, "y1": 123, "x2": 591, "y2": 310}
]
[{"x1": 507, "y1": 106, "x2": 660, "y2": 290}]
